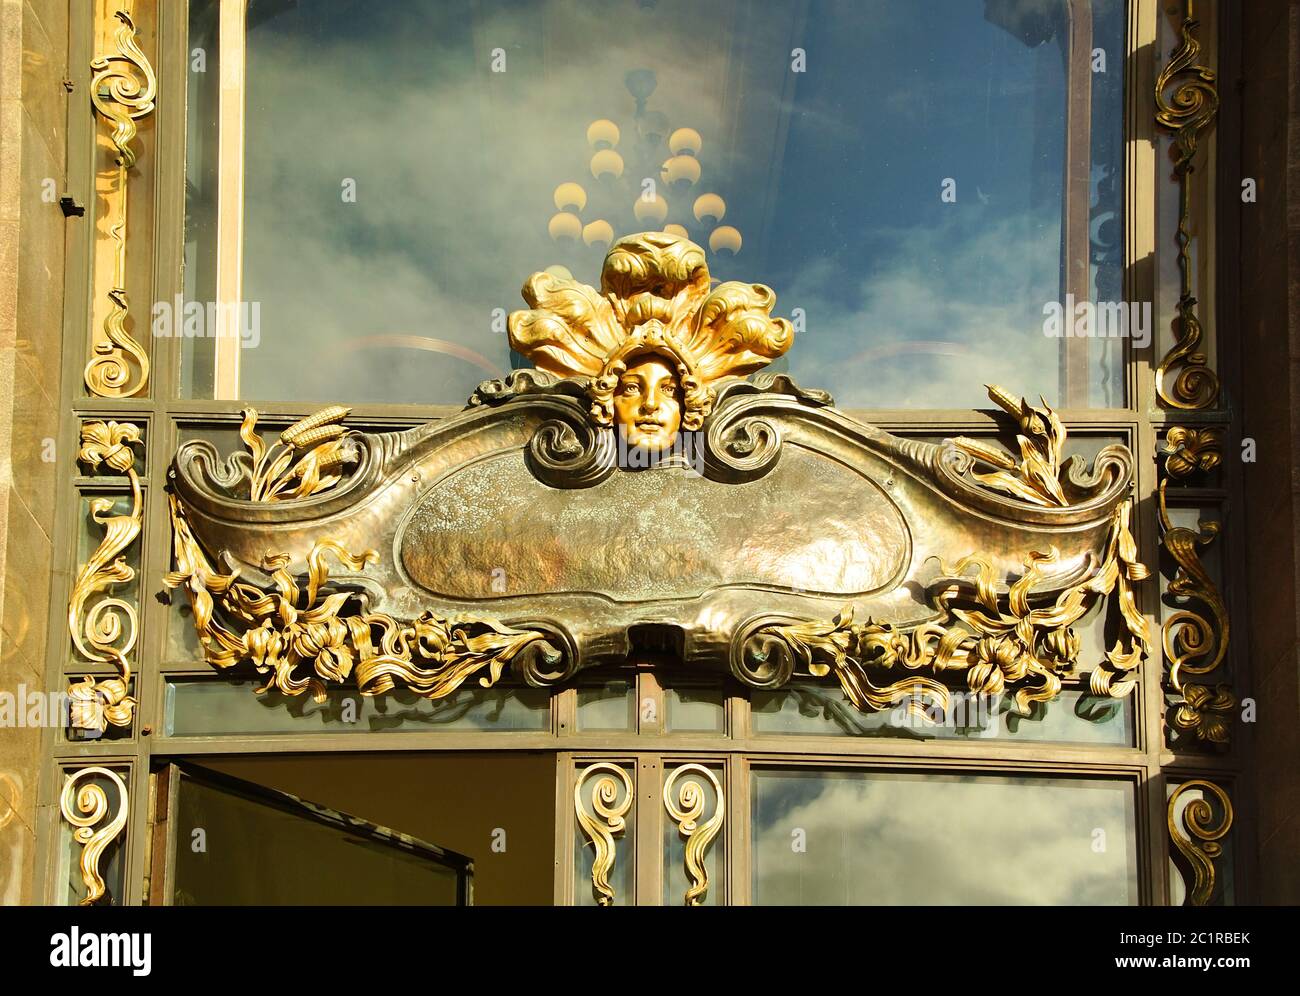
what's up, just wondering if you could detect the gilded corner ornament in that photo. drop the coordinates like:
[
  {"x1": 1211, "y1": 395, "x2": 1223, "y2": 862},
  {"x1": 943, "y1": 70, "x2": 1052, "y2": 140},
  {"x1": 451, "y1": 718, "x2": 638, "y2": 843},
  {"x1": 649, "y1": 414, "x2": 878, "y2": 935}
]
[
  {"x1": 1168, "y1": 779, "x2": 1233, "y2": 906},
  {"x1": 747, "y1": 385, "x2": 1150, "y2": 719},
  {"x1": 574, "y1": 763, "x2": 633, "y2": 906},
  {"x1": 60, "y1": 767, "x2": 129, "y2": 905},
  {"x1": 663, "y1": 764, "x2": 725, "y2": 906},
  {"x1": 67, "y1": 421, "x2": 143, "y2": 733},
  {"x1": 165, "y1": 409, "x2": 563, "y2": 704},
  {"x1": 1154, "y1": 8, "x2": 1220, "y2": 410},
  {"x1": 85, "y1": 8, "x2": 156, "y2": 398}
]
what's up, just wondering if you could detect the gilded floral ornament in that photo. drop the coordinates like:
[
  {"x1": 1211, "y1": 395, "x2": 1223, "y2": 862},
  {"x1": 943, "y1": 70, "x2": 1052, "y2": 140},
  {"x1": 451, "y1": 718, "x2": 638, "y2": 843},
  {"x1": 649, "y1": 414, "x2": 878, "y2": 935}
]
[
  {"x1": 60, "y1": 767, "x2": 129, "y2": 905},
  {"x1": 67, "y1": 421, "x2": 143, "y2": 733},
  {"x1": 509, "y1": 232, "x2": 793, "y2": 448},
  {"x1": 749, "y1": 387, "x2": 1151, "y2": 717},
  {"x1": 754, "y1": 493, "x2": 1149, "y2": 718},
  {"x1": 165, "y1": 496, "x2": 559, "y2": 703},
  {"x1": 1171, "y1": 684, "x2": 1235, "y2": 745},
  {"x1": 1162, "y1": 426, "x2": 1224, "y2": 480}
]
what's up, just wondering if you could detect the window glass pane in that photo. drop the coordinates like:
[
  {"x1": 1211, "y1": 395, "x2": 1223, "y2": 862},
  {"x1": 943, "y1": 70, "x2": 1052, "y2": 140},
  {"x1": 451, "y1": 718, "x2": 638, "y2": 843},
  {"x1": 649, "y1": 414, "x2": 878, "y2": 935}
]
[
  {"x1": 664, "y1": 684, "x2": 725, "y2": 734},
  {"x1": 183, "y1": 0, "x2": 1126, "y2": 408},
  {"x1": 575, "y1": 680, "x2": 635, "y2": 731},
  {"x1": 164, "y1": 679, "x2": 550, "y2": 735},
  {"x1": 751, "y1": 769, "x2": 1137, "y2": 904},
  {"x1": 751, "y1": 684, "x2": 1132, "y2": 745}
]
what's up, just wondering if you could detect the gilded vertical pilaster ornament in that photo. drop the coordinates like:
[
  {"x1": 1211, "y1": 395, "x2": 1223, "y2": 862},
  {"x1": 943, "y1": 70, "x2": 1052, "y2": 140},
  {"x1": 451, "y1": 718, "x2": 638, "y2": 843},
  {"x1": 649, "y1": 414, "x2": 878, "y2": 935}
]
[
  {"x1": 663, "y1": 764, "x2": 724, "y2": 906},
  {"x1": 1158, "y1": 428, "x2": 1233, "y2": 745},
  {"x1": 574, "y1": 763, "x2": 633, "y2": 906},
  {"x1": 1154, "y1": 8, "x2": 1220, "y2": 410},
  {"x1": 1167, "y1": 779, "x2": 1233, "y2": 906},
  {"x1": 59, "y1": 767, "x2": 129, "y2": 905},
  {"x1": 67, "y1": 422, "x2": 143, "y2": 732},
  {"x1": 85, "y1": 8, "x2": 156, "y2": 398}
]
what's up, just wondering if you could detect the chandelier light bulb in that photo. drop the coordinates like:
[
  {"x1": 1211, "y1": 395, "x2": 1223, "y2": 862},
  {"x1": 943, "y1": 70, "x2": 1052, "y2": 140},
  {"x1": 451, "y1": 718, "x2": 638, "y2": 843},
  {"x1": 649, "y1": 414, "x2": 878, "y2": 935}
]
[
  {"x1": 661, "y1": 155, "x2": 701, "y2": 188},
  {"x1": 587, "y1": 119, "x2": 620, "y2": 149},
  {"x1": 633, "y1": 193, "x2": 669, "y2": 224},
  {"x1": 553, "y1": 182, "x2": 587, "y2": 213},
  {"x1": 663, "y1": 223, "x2": 689, "y2": 239},
  {"x1": 590, "y1": 149, "x2": 625, "y2": 180},
  {"x1": 693, "y1": 193, "x2": 726, "y2": 224},
  {"x1": 709, "y1": 225, "x2": 742, "y2": 255},
  {"x1": 583, "y1": 219, "x2": 614, "y2": 250},
  {"x1": 548, "y1": 211, "x2": 582, "y2": 242},
  {"x1": 669, "y1": 127, "x2": 702, "y2": 157}
]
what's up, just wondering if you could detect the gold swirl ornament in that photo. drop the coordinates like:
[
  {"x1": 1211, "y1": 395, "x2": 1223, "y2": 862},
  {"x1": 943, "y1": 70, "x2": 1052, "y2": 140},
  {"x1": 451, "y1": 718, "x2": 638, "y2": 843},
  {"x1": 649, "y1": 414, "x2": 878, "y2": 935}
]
[
  {"x1": 1167, "y1": 779, "x2": 1232, "y2": 906},
  {"x1": 67, "y1": 422, "x2": 143, "y2": 732},
  {"x1": 574, "y1": 763, "x2": 634, "y2": 906},
  {"x1": 663, "y1": 764, "x2": 725, "y2": 906},
  {"x1": 84, "y1": 10, "x2": 157, "y2": 398},
  {"x1": 1154, "y1": 10, "x2": 1220, "y2": 410},
  {"x1": 60, "y1": 767, "x2": 129, "y2": 905},
  {"x1": 1157, "y1": 427, "x2": 1233, "y2": 744}
]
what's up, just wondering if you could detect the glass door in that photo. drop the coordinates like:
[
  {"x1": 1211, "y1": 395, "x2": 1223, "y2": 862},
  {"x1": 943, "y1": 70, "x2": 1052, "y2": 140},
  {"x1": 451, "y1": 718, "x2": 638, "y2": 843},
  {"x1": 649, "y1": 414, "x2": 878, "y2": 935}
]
[{"x1": 148, "y1": 763, "x2": 473, "y2": 905}]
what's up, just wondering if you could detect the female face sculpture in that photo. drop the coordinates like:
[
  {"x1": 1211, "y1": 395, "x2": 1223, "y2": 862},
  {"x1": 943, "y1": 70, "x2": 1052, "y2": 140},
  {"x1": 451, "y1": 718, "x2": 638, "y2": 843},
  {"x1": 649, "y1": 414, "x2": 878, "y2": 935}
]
[{"x1": 612, "y1": 353, "x2": 682, "y2": 450}]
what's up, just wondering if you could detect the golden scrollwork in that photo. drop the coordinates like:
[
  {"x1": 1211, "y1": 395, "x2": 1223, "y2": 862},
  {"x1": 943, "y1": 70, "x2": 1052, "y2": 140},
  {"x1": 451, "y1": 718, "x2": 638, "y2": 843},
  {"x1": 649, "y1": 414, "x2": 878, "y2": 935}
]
[
  {"x1": 59, "y1": 767, "x2": 129, "y2": 905},
  {"x1": 755, "y1": 499, "x2": 1150, "y2": 718},
  {"x1": 663, "y1": 764, "x2": 725, "y2": 906},
  {"x1": 1158, "y1": 429, "x2": 1232, "y2": 745},
  {"x1": 1168, "y1": 779, "x2": 1233, "y2": 906},
  {"x1": 67, "y1": 422, "x2": 143, "y2": 733},
  {"x1": 165, "y1": 497, "x2": 557, "y2": 702},
  {"x1": 574, "y1": 763, "x2": 634, "y2": 906},
  {"x1": 85, "y1": 8, "x2": 156, "y2": 398},
  {"x1": 1154, "y1": 9, "x2": 1220, "y2": 410}
]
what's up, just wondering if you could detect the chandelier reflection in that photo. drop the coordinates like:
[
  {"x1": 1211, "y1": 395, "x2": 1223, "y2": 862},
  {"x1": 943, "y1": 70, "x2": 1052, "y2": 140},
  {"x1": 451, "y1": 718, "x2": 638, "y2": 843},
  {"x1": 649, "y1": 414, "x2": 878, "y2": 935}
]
[{"x1": 545, "y1": 69, "x2": 742, "y2": 264}]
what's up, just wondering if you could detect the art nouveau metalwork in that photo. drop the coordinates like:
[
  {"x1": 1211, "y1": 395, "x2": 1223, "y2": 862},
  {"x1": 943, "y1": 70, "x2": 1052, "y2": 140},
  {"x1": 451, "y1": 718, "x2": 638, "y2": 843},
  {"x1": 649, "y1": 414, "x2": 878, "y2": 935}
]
[
  {"x1": 85, "y1": 8, "x2": 156, "y2": 398},
  {"x1": 59, "y1": 767, "x2": 129, "y2": 905},
  {"x1": 1167, "y1": 779, "x2": 1233, "y2": 906},
  {"x1": 166, "y1": 232, "x2": 1149, "y2": 719},
  {"x1": 67, "y1": 421, "x2": 143, "y2": 732},
  {"x1": 574, "y1": 763, "x2": 633, "y2": 905},
  {"x1": 754, "y1": 493, "x2": 1148, "y2": 718},
  {"x1": 663, "y1": 764, "x2": 724, "y2": 906},
  {"x1": 1158, "y1": 428, "x2": 1232, "y2": 745},
  {"x1": 1154, "y1": 6, "x2": 1220, "y2": 410}
]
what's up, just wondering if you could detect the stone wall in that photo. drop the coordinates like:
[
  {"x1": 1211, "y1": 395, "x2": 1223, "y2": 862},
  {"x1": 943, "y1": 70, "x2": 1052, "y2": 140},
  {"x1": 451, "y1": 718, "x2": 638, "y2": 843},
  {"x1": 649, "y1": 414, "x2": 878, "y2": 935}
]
[
  {"x1": 1238, "y1": 0, "x2": 1300, "y2": 904},
  {"x1": 0, "y1": 0, "x2": 67, "y2": 906}
]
